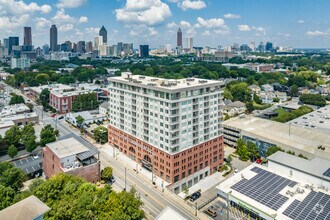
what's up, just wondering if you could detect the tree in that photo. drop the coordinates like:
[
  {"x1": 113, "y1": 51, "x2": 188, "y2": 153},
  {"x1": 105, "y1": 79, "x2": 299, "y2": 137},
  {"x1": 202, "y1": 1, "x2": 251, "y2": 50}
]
[
  {"x1": 247, "y1": 142, "x2": 260, "y2": 161},
  {"x1": 9, "y1": 94, "x2": 25, "y2": 105},
  {"x1": 265, "y1": 146, "x2": 284, "y2": 157},
  {"x1": 0, "y1": 185, "x2": 15, "y2": 210},
  {"x1": 72, "y1": 93, "x2": 99, "y2": 112},
  {"x1": 299, "y1": 94, "x2": 326, "y2": 107},
  {"x1": 40, "y1": 124, "x2": 56, "y2": 146},
  {"x1": 94, "y1": 126, "x2": 108, "y2": 144},
  {"x1": 39, "y1": 89, "x2": 50, "y2": 109},
  {"x1": 239, "y1": 144, "x2": 250, "y2": 161},
  {"x1": 290, "y1": 84, "x2": 299, "y2": 97},
  {"x1": 0, "y1": 162, "x2": 27, "y2": 191},
  {"x1": 35, "y1": 73, "x2": 50, "y2": 85},
  {"x1": 229, "y1": 82, "x2": 251, "y2": 102},
  {"x1": 101, "y1": 167, "x2": 113, "y2": 181},
  {"x1": 7, "y1": 145, "x2": 18, "y2": 159},
  {"x1": 5, "y1": 126, "x2": 21, "y2": 147},
  {"x1": 253, "y1": 92, "x2": 262, "y2": 104},
  {"x1": 246, "y1": 101, "x2": 254, "y2": 113},
  {"x1": 32, "y1": 173, "x2": 144, "y2": 219},
  {"x1": 21, "y1": 125, "x2": 37, "y2": 152},
  {"x1": 226, "y1": 155, "x2": 232, "y2": 166},
  {"x1": 76, "y1": 115, "x2": 85, "y2": 129}
]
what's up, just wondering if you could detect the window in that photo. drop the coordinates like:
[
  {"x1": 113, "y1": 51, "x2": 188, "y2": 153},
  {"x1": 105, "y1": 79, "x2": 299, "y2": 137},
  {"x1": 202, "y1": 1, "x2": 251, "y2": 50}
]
[
  {"x1": 174, "y1": 175, "x2": 179, "y2": 183},
  {"x1": 182, "y1": 172, "x2": 186, "y2": 179}
]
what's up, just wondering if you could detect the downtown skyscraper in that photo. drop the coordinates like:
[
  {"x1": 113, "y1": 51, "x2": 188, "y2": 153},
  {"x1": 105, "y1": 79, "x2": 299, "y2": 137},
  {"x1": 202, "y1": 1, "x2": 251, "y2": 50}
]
[
  {"x1": 177, "y1": 28, "x2": 182, "y2": 48},
  {"x1": 50, "y1": 25, "x2": 58, "y2": 52},
  {"x1": 99, "y1": 26, "x2": 107, "y2": 44},
  {"x1": 23, "y1": 27, "x2": 32, "y2": 46}
]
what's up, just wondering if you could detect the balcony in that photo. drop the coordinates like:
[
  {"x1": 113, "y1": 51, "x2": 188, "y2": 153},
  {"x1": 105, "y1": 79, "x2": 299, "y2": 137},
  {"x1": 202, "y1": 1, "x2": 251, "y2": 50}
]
[{"x1": 193, "y1": 104, "x2": 199, "y2": 110}]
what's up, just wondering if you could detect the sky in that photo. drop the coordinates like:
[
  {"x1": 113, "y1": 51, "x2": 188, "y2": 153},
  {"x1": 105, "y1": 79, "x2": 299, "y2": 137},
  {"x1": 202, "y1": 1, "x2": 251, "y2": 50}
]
[{"x1": 1, "y1": 0, "x2": 330, "y2": 48}]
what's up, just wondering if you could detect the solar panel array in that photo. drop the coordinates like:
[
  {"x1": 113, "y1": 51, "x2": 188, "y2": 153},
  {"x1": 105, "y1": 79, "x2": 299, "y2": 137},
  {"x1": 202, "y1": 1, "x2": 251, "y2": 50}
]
[
  {"x1": 283, "y1": 191, "x2": 330, "y2": 220},
  {"x1": 323, "y1": 168, "x2": 330, "y2": 177},
  {"x1": 231, "y1": 166, "x2": 297, "y2": 211}
]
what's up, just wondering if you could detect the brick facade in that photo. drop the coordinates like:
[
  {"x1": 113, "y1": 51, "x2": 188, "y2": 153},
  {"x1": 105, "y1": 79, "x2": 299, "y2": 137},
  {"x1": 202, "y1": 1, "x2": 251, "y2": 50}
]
[
  {"x1": 42, "y1": 145, "x2": 100, "y2": 183},
  {"x1": 108, "y1": 125, "x2": 224, "y2": 184}
]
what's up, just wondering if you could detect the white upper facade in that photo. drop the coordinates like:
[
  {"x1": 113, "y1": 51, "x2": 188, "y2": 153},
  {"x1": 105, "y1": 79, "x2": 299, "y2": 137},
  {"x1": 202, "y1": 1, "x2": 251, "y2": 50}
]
[{"x1": 108, "y1": 73, "x2": 225, "y2": 155}]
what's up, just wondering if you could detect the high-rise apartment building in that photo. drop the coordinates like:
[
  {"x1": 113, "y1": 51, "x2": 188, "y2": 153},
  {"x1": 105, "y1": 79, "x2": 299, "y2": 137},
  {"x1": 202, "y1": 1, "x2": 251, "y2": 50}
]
[
  {"x1": 108, "y1": 73, "x2": 225, "y2": 192},
  {"x1": 177, "y1": 28, "x2": 182, "y2": 47},
  {"x1": 139, "y1": 45, "x2": 149, "y2": 58},
  {"x1": 99, "y1": 26, "x2": 107, "y2": 44},
  {"x1": 24, "y1": 27, "x2": 32, "y2": 46},
  {"x1": 122, "y1": 43, "x2": 133, "y2": 55},
  {"x1": 50, "y1": 25, "x2": 58, "y2": 52}
]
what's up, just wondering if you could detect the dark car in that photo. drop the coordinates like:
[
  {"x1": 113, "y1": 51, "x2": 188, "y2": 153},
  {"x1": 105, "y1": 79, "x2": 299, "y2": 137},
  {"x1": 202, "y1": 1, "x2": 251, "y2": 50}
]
[
  {"x1": 190, "y1": 191, "x2": 201, "y2": 202},
  {"x1": 58, "y1": 116, "x2": 64, "y2": 120}
]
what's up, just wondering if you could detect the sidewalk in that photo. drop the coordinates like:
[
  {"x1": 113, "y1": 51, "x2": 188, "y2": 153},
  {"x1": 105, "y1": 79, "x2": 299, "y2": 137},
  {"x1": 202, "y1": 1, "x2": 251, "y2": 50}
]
[{"x1": 100, "y1": 143, "x2": 211, "y2": 220}]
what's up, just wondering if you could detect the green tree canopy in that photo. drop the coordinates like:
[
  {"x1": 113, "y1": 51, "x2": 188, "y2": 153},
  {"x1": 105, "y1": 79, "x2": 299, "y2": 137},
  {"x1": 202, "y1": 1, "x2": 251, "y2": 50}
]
[
  {"x1": 39, "y1": 89, "x2": 50, "y2": 108},
  {"x1": 299, "y1": 94, "x2": 326, "y2": 107},
  {"x1": 32, "y1": 173, "x2": 144, "y2": 220},
  {"x1": 9, "y1": 94, "x2": 25, "y2": 105},
  {"x1": 35, "y1": 73, "x2": 50, "y2": 85},
  {"x1": 5, "y1": 126, "x2": 21, "y2": 147},
  {"x1": 21, "y1": 125, "x2": 37, "y2": 152},
  {"x1": 7, "y1": 145, "x2": 18, "y2": 159},
  {"x1": 40, "y1": 124, "x2": 56, "y2": 146},
  {"x1": 101, "y1": 167, "x2": 113, "y2": 181},
  {"x1": 94, "y1": 126, "x2": 108, "y2": 144},
  {"x1": 76, "y1": 115, "x2": 85, "y2": 128},
  {"x1": 266, "y1": 146, "x2": 284, "y2": 157},
  {"x1": 72, "y1": 93, "x2": 99, "y2": 112},
  {"x1": 0, "y1": 162, "x2": 27, "y2": 191}
]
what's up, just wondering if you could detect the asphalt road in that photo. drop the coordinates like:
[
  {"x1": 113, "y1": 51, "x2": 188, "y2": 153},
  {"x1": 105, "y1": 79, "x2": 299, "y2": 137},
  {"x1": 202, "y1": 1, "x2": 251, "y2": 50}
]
[{"x1": 99, "y1": 152, "x2": 198, "y2": 219}]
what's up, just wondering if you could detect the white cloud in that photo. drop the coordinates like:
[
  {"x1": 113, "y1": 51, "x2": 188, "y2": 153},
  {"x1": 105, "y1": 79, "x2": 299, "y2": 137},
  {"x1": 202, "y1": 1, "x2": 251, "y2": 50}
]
[
  {"x1": 0, "y1": 0, "x2": 51, "y2": 15},
  {"x1": 196, "y1": 17, "x2": 227, "y2": 29},
  {"x1": 115, "y1": 0, "x2": 171, "y2": 25},
  {"x1": 224, "y1": 13, "x2": 241, "y2": 19},
  {"x1": 238, "y1": 24, "x2": 251, "y2": 31},
  {"x1": 0, "y1": 14, "x2": 29, "y2": 29},
  {"x1": 79, "y1": 16, "x2": 88, "y2": 23},
  {"x1": 59, "y1": 23, "x2": 74, "y2": 32},
  {"x1": 180, "y1": 20, "x2": 191, "y2": 28},
  {"x1": 179, "y1": 0, "x2": 206, "y2": 10},
  {"x1": 85, "y1": 27, "x2": 99, "y2": 34},
  {"x1": 214, "y1": 29, "x2": 229, "y2": 35},
  {"x1": 298, "y1": 20, "x2": 305, "y2": 24},
  {"x1": 35, "y1": 17, "x2": 51, "y2": 30},
  {"x1": 52, "y1": 8, "x2": 75, "y2": 23},
  {"x1": 202, "y1": 30, "x2": 211, "y2": 36},
  {"x1": 305, "y1": 30, "x2": 328, "y2": 36},
  {"x1": 148, "y1": 27, "x2": 158, "y2": 36},
  {"x1": 130, "y1": 30, "x2": 138, "y2": 36},
  {"x1": 252, "y1": 26, "x2": 264, "y2": 32},
  {"x1": 56, "y1": 0, "x2": 87, "y2": 8},
  {"x1": 167, "y1": 22, "x2": 177, "y2": 28}
]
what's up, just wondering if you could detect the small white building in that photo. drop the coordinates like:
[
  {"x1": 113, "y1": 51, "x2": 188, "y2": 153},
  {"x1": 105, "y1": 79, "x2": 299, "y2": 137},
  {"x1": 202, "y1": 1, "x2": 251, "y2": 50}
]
[
  {"x1": 10, "y1": 57, "x2": 30, "y2": 69},
  {"x1": 222, "y1": 101, "x2": 246, "y2": 116},
  {"x1": 66, "y1": 111, "x2": 94, "y2": 127},
  {"x1": 260, "y1": 91, "x2": 287, "y2": 103},
  {"x1": 99, "y1": 102, "x2": 109, "y2": 116}
]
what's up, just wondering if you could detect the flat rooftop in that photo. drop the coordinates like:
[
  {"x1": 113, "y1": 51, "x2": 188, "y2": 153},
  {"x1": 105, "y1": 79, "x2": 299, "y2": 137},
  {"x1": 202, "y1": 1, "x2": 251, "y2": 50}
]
[
  {"x1": 109, "y1": 72, "x2": 224, "y2": 91},
  {"x1": 47, "y1": 137, "x2": 89, "y2": 158},
  {"x1": 222, "y1": 115, "x2": 330, "y2": 155},
  {"x1": 268, "y1": 151, "x2": 330, "y2": 181},
  {"x1": 51, "y1": 89, "x2": 93, "y2": 98},
  {"x1": 217, "y1": 164, "x2": 330, "y2": 220},
  {"x1": 287, "y1": 106, "x2": 330, "y2": 134}
]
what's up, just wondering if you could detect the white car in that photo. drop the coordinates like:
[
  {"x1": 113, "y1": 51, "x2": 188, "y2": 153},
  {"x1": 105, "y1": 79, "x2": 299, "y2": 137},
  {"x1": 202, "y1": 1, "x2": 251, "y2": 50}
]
[{"x1": 234, "y1": 169, "x2": 239, "y2": 174}]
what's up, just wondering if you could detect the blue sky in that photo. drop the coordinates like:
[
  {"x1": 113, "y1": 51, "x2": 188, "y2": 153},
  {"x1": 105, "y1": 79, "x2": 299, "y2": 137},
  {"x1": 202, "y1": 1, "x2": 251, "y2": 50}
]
[{"x1": 1, "y1": 0, "x2": 330, "y2": 48}]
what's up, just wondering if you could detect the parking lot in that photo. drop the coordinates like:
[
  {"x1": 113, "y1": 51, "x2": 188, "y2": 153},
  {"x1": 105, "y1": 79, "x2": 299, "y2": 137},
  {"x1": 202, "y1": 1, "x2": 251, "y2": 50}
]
[{"x1": 202, "y1": 200, "x2": 249, "y2": 220}]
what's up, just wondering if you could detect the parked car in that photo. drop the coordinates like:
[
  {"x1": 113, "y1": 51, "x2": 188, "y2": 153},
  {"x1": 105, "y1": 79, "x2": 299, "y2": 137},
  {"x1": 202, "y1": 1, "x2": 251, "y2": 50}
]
[
  {"x1": 58, "y1": 116, "x2": 64, "y2": 120},
  {"x1": 256, "y1": 158, "x2": 262, "y2": 164},
  {"x1": 190, "y1": 191, "x2": 201, "y2": 202},
  {"x1": 205, "y1": 208, "x2": 217, "y2": 218},
  {"x1": 51, "y1": 113, "x2": 56, "y2": 118},
  {"x1": 96, "y1": 121, "x2": 102, "y2": 125}
]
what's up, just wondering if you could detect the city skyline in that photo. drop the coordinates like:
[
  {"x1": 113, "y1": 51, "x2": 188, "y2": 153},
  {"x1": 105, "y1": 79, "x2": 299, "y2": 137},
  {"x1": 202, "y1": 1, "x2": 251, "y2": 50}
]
[{"x1": 0, "y1": 0, "x2": 330, "y2": 48}]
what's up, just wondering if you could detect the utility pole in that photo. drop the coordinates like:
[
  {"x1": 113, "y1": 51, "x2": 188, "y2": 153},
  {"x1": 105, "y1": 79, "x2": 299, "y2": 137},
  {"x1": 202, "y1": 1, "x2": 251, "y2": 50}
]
[
  {"x1": 151, "y1": 153, "x2": 154, "y2": 185},
  {"x1": 124, "y1": 167, "x2": 127, "y2": 191}
]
